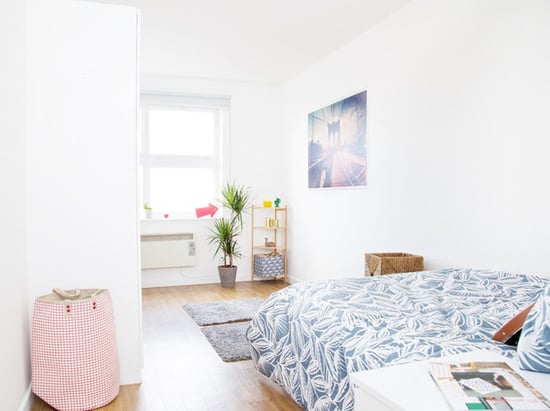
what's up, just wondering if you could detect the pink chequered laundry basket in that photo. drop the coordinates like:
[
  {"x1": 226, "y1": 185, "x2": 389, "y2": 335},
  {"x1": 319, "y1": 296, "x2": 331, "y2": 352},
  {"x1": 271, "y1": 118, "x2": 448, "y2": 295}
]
[{"x1": 31, "y1": 288, "x2": 120, "y2": 411}]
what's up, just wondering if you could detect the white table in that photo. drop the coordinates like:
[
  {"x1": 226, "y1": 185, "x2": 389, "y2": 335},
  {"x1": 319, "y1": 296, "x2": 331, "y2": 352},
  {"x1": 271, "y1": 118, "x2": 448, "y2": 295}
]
[{"x1": 350, "y1": 350, "x2": 550, "y2": 411}]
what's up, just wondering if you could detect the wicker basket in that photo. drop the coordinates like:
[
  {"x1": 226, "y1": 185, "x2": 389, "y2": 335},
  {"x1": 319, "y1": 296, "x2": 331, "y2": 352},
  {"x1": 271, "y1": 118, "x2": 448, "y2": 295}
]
[{"x1": 365, "y1": 252, "x2": 424, "y2": 276}]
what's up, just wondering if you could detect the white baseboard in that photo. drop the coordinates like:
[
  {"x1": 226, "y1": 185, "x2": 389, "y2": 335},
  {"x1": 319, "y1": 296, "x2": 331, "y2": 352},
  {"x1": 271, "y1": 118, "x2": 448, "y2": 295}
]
[
  {"x1": 141, "y1": 275, "x2": 219, "y2": 288},
  {"x1": 141, "y1": 268, "x2": 303, "y2": 288},
  {"x1": 286, "y1": 274, "x2": 305, "y2": 284},
  {"x1": 17, "y1": 385, "x2": 32, "y2": 411}
]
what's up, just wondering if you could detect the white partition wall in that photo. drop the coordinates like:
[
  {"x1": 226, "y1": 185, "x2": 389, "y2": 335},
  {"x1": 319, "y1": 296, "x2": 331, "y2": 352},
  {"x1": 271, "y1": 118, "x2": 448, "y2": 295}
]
[
  {"x1": 0, "y1": 1, "x2": 31, "y2": 410},
  {"x1": 26, "y1": 0, "x2": 142, "y2": 384}
]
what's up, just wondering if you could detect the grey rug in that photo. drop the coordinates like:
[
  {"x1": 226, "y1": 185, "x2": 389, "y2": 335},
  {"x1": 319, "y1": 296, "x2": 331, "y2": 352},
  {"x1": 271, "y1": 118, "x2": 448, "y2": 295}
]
[
  {"x1": 200, "y1": 322, "x2": 252, "y2": 362},
  {"x1": 182, "y1": 297, "x2": 264, "y2": 326}
]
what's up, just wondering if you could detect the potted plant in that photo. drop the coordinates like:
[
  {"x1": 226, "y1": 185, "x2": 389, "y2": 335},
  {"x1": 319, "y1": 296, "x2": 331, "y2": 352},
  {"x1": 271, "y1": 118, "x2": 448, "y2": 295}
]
[
  {"x1": 207, "y1": 181, "x2": 251, "y2": 288},
  {"x1": 143, "y1": 203, "x2": 153, "y2": 219}
]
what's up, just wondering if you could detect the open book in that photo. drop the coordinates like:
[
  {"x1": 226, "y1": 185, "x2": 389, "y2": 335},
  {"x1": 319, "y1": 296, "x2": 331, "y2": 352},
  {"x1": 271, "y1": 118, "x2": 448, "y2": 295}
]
[{"x1": 429, "y1": 360, "x2": 550, "y2": 410}]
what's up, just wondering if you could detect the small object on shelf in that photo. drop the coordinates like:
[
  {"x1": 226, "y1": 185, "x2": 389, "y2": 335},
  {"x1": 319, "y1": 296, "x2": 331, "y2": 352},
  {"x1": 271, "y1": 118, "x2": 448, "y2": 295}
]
[
  {"x1": 264, "y1": 237, "x2": 276, "y2": 247},
  {"x1": 263, "y1": 200, "x2": 272, "y2": 208},
  {"x1": 265, "y1": 218, "x2": 279, "y2": 228},
  {"x1": 274, "y1": 198, "x2": 281, "y2": 208},
  {"x1": 143, "y1": 203, "x2": 152, "y2": 219},
  {"x1": 364, "y1": 252, "x2": 424, "y2": 276}
]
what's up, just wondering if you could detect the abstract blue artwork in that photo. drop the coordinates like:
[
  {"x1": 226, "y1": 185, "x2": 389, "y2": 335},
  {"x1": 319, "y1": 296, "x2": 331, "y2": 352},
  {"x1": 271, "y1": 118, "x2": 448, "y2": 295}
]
[{"x1": 308, "y1": 90, "x2": 367, "y2": 189}]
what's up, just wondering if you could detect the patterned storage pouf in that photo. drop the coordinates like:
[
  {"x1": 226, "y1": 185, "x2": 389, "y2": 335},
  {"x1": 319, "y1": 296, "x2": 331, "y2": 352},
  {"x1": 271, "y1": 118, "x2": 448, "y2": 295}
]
[
  {"x1": 31, "y1": 288, "x2": 120, "y2": 411},
  {"x1": 254, "y1": 253, "x2": 284, "y2": 277}
]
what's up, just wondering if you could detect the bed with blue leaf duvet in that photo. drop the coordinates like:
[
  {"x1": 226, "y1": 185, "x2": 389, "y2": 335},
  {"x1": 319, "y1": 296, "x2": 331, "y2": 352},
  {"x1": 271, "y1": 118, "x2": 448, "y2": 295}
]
[{"x1": 246, "y1": 268, "x2": 549, "y2": 411}]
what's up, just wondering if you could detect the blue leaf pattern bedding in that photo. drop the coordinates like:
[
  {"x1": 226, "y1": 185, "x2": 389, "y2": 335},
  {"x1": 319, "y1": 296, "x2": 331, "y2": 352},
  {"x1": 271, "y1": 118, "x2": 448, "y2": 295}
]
[{"x1": 246, "y1": 268, "x2": 549, "y2": 411}]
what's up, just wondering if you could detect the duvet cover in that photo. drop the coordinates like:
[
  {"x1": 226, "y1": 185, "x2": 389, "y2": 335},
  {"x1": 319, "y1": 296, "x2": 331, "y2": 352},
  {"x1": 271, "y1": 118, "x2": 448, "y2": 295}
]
[{"x1": 246, "y1": 268, "x2": 549, "y2": 411}]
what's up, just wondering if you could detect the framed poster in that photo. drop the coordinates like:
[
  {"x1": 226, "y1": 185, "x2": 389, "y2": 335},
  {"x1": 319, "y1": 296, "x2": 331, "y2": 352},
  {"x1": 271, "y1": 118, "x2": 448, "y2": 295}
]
[{"x1": 308, "y1": 90, "x2": 367, "y2": 189}]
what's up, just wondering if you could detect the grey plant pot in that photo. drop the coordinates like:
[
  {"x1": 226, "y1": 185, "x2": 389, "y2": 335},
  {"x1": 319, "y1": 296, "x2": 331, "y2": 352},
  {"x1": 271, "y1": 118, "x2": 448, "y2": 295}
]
[{"x1": 218, "y1": 265, "x2": 237, "y2": 288}]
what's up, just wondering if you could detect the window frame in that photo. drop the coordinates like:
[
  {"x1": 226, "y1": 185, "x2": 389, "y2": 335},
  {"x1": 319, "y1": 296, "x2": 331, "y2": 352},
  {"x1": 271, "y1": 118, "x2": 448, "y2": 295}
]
[{"x1": 139, "y1": 93, "x2": 230, "y2": 220}]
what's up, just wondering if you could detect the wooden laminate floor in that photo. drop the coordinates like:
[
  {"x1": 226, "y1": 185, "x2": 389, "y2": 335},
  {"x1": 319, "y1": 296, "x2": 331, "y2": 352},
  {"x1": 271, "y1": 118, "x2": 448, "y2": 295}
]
[{"x1": 31, "y1": 280, "x2": 303, "y2": 411}]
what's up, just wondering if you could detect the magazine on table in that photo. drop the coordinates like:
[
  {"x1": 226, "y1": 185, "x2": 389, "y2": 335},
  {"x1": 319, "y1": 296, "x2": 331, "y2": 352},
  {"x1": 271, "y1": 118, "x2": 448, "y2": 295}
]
[{"x1": 429, "y1": 360, "x2": 550, "y2": 410}]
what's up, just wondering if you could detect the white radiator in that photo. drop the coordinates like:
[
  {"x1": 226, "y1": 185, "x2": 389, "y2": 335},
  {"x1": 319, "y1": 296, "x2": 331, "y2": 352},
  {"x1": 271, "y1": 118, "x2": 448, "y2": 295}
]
[{"x1": 140, "y1": 233, "x2": 196, "y2": 269}]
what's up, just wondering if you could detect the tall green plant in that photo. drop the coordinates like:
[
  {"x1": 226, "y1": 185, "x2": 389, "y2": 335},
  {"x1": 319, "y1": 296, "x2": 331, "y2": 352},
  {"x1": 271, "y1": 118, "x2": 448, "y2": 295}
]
[
  {"x1": 207, "y1": 181, "x2": 251, "y2": 267},
  {"x1": 220, "y1": 181, "x2": 251, "y2": 229},
  {"x1": 207, "y1": 217, "x2": 240, "y2": 267}
]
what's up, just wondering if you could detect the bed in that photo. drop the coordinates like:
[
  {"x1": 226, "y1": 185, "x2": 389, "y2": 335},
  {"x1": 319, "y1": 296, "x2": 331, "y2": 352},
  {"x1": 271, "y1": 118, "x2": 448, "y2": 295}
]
[{"x1": 246, "y1": 268, "x2": 549, "y2": 411}]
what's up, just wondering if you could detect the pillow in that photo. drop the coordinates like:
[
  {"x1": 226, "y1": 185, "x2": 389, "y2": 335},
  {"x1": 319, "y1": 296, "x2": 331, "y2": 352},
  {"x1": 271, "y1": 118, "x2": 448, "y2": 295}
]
[
  {"x1": 492, "y1": 303, "x2": 534, "y2": 346},
  {"x1": 517, "y1": 285, "x2": 550, "y2": 373}
]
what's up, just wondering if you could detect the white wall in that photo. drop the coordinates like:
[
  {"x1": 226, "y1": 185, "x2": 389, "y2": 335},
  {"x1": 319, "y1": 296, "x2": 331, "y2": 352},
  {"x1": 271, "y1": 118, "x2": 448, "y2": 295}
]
[
  {"x1": 140, "y1": 75, "x2": 285, "y2": 287},
  {"x1": 0, "y1": 2, "x2": 32, "y2": 410},
  {"x1": 26, "y1": 0, "x2": 142, "y2": 384},
  {"x1": 284, "y1": 0, "x2": 550, "y2": 282}
]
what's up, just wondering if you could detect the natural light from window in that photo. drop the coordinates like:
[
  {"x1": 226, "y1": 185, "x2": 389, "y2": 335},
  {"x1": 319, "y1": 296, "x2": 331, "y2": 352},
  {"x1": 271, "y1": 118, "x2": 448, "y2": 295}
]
[
  {"x1": 140, "y1": 94, "x2": 230, "y2": 219},
  {"x1": 150, "y1": 168, "x2": 215, "y2": 214},
  {"x1": 149, "y1": 110, "x2": 214, "y2": 156}
]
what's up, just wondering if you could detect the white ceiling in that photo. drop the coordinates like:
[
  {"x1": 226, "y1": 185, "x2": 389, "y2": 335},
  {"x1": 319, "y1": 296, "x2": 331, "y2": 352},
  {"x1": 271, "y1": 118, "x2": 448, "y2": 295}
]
[{"x1": 92, "y1": 0, "x2": 411, "y2": 84}]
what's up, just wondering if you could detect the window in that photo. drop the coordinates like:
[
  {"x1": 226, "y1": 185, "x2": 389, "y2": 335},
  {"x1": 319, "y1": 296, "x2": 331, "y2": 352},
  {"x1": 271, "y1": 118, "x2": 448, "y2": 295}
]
[{"x1": 140, "y1": 93, "x2": 230, "y2": 219}]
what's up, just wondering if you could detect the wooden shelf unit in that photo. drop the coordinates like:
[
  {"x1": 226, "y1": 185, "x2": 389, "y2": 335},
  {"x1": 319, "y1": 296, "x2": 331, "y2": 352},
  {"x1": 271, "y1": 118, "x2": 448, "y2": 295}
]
[{"x1": 251, "y1": 205, "x2": 287, "y2": 284}]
